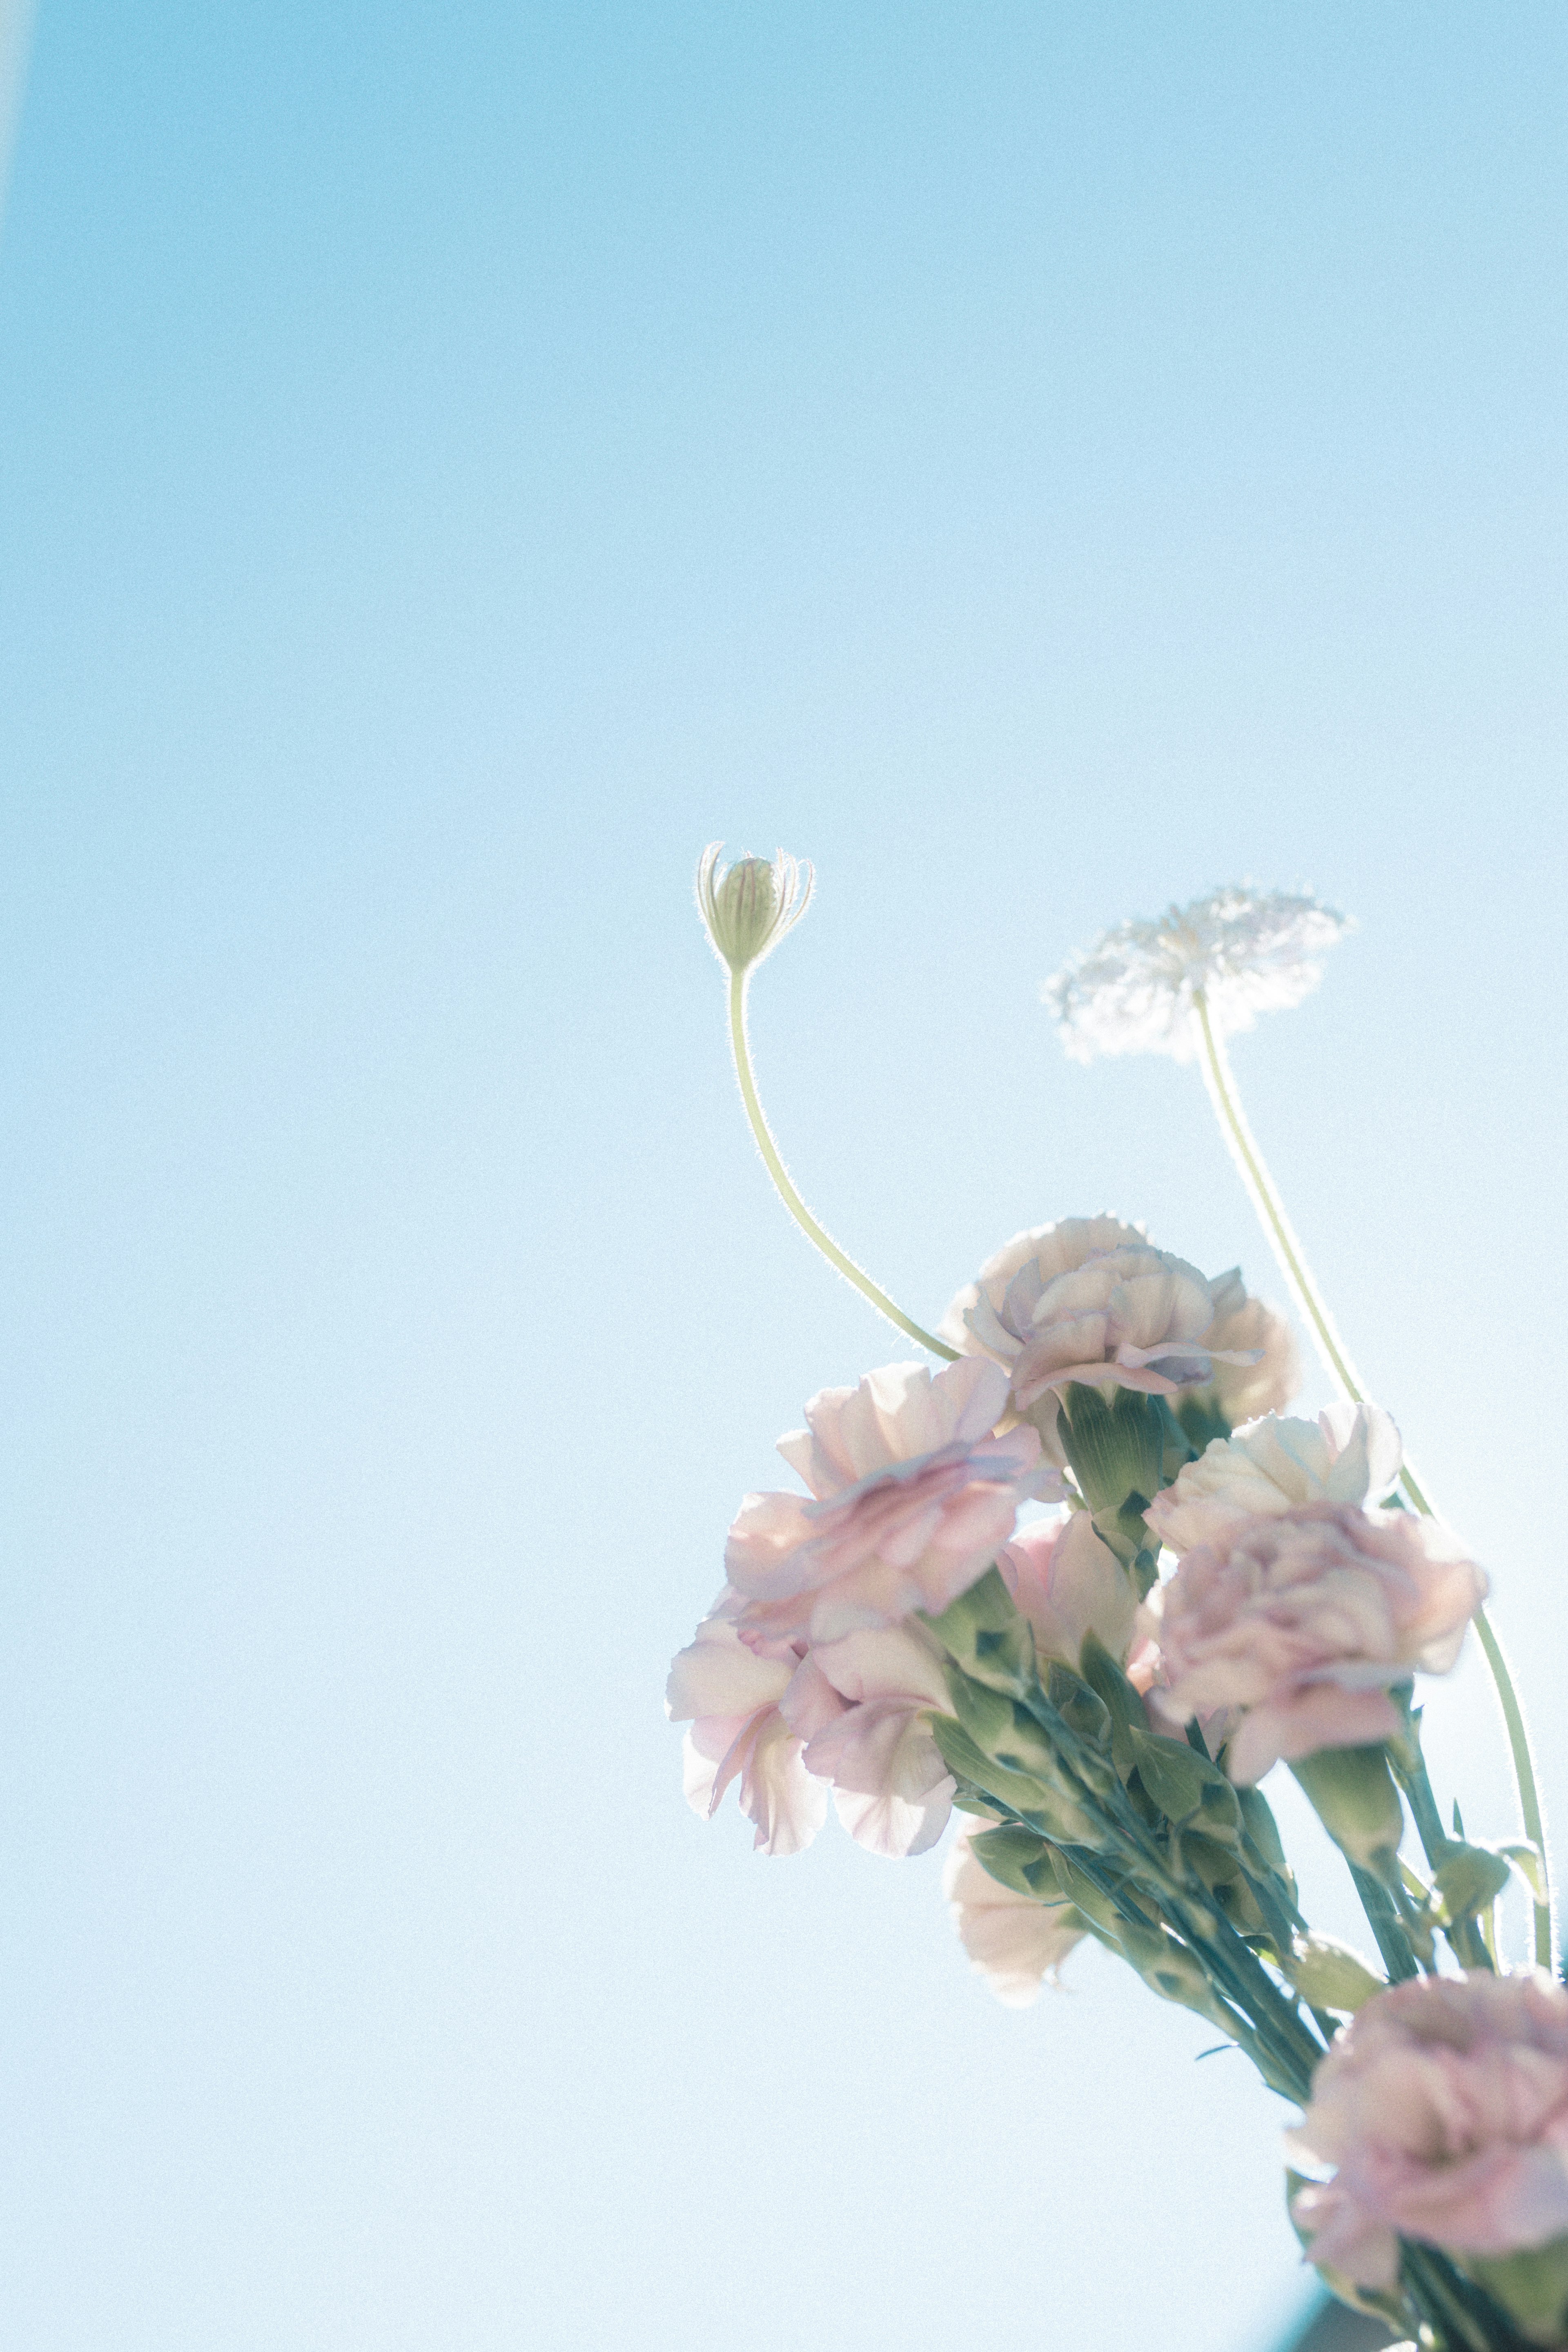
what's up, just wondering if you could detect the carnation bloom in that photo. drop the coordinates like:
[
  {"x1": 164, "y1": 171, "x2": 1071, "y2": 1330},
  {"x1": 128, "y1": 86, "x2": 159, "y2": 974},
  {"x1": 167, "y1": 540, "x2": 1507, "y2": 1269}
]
[
  {"x1": 724, "y1": 1357, "x2": 1054, "y2": 1646},
  {"x1": 783, "y1": 1622, "x2": 956, "y2": 1859},
  {"x1": 1159, "y1": 1501, "x2": 1488, "y2": 1785},
  {"x1": 1290, "y1": 1973, "x2": 1568, "y2": 2287},
  {"x1": 998, "y1": 1510, "x2": 1139, "y2": 1670},
  {"x1": 946, "y1": 1232, "x2": 1267, "y2": 1419},
  {"x1": 1125, "y1": 1590, "x2": 1242, "y2": 1755},
  {"x1": 666, "y1": 1611, "x2": 826, "y2": 1855},
  {"x1": 943, "y1": 1819, "x2": 1087, "y2": 2006},
  {"x1": 1147, "y1": 1402, "x2": 1403, "y2": 1557},
  {"x1": 1193, "y1": 1273, "x2": 1302, "y2": 1430},
  {"x1": 1044, "y1": 884, "x2": 1352, "y2": 1064}
]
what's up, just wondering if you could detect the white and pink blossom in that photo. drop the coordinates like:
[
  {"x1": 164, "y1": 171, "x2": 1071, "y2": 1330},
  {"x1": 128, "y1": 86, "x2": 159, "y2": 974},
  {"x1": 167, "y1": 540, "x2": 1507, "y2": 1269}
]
[
  {"x1": 1159, "y1": 1501, "x2": 1488, "y2": 1785},
  {"x1": 1291, "y1": 1972, "x2": 1568, "y2": 2286},
  {"x1": 1199, "y1": 1275, "x2": 1301, "y2": 1427},
  {"x1": 784, "y1": 1622, "x2": 956, "y2": 1859},
  {"x1": 666, "y1": 1611, "x2": 826, "y2": 1856},
  {"x1": 941, "y1": 1222, "x2": 1268, "y2": 1423},
  {"x1": 1147, "y1": 1402, "x2": 1403, "y2": 1557},
  {"x1": 724, "y1": 1357, "x2": 1054, "y2": 1646},
  {"x1": 942, "y1": 1818, "x2": 1087, "y2": 2006},
  {"x1": 998, "y1": 1510, "x2": 1139, "y2": 1670}
]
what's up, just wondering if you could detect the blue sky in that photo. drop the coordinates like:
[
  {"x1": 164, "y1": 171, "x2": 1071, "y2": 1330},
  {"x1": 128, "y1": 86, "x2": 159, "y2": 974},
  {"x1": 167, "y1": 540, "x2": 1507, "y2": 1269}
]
[{"x1": 0, "y1": 6, "x2": 1564, "y2": 2347}]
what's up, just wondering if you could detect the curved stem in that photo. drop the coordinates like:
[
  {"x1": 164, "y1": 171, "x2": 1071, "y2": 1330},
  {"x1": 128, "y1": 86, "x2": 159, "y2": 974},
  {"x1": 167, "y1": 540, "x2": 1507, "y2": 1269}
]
[
  {"x1": 726, "y1": 969, "x2": 958, "y2": 1361},
  {"x1": 1192, "y1": 993, "x2": 1555, "y2": 1971}
]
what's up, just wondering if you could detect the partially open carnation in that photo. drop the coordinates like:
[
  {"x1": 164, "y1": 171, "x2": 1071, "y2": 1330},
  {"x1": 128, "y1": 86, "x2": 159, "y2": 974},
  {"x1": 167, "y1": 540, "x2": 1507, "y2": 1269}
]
[
  {"x1": 666, "y1": 1612, "x2": 826, "y2": 1855},
  {"x1": 782, "y1": 1622, "x2": 956, "y2": 1859},
  {"x1": 1159, "y1": 1501, "x2": 1487, "y2": 1785},
  {"x1": 940, "y1": 1220, "x2": 1270, "y2": 1425},
  {"x1": 1147, "y1": 1403, "x2": 1403, "y2": 1557},
  {"x1": 724, "y1": 1357, "x2": 1054, "y2": 1646},
  {"x1": 1189, "y1": 1274, "x2": 1301, "y2": 1429},
  {"x1": 943, "y1": 1819, "x2": 1087, "y2": 2006},
  {"x1": 998, "y1": 1510, "x2": 1139, "y2": 1670},
  {"x1": 1291, "y1": 1973, "x2": 1568, "y2": 2287}
]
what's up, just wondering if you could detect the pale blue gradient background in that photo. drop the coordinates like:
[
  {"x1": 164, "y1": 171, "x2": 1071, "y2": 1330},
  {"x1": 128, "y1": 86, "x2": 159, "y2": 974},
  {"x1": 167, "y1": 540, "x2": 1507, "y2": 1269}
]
[{"x1": 0, "y1": 7, "x2": 1564, "y2": 2348}]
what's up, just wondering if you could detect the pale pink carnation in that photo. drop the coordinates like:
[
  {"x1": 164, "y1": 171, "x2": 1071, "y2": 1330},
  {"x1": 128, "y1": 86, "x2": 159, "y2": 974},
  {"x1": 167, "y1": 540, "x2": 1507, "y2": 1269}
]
[
  {"x1": 1160, "y1": 1502, "x2": 1487, "y2": 1785},
  {"x1": 940, "y1": 1219, "x2": 1267, "y2": 1423},
  {"x1": 998, "y1": 1510, "x2": 1139, "y2": 1670},
  {"x1": 1147, "y1": 1402, "x2": 1403, "y2": 1557},
  {"x1": 724, "y1": 1357, "x2": 1054, "y2": 1646},
  {"x1": 943, "y1": 1819, "x2": 1087, "y2": 2006},
  {"x1": 783, "y1": 1622, "x2": 956, "y2": 1859},
  {"x1": 1290, "y1": 1972, "x2": 1568, "y2": 2287},
  {"x1": 1196, "y1": 1275, "x2": 1301, "y2": 1427},
  {"x1": 666, "y1": 1611, "x2": 826, "y2": 1856},
  {"x1": 1125, "y1": 1592, "x2": 1242, "y2": 1756}
]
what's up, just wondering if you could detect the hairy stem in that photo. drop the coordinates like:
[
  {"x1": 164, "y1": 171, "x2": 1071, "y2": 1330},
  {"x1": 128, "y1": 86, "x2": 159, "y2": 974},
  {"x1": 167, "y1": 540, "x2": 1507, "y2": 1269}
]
[
  {"x1": 725, "y1": 968, "x2": 958, "y2": 1360},
  {"x1": 1192, "y1": 992, "x2": 1554, "y2": 1971}
]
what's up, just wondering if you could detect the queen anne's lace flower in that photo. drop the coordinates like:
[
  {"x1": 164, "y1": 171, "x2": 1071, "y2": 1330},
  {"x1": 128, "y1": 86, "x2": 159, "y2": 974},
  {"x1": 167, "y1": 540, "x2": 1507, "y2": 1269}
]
[
  {"x1": 1045, "y1": 884, "x2": 1352, "y2": 1064},
  {"x1": 942, "y1": 1222, "x2": 1270, "y2": 1424},
  {"x1": 1290, "y1": 1973, "x2": 1568, "y2": 2286},
  {"x1": 724, "y1": 1356, "x2": 1056, "y2": 1646},
  {"x1": 943, "y1": 1819, "x2": 1087, "y2": 2005},
  {"x1": 1147, "y1": 1402, "x2": 1402, "y2": 1557},
  {"x1": 666, "y1": 1612, "x2": 826, "y2": 1855},
  {"x1": 1160, "y1": 1501, "x2": 1488, "y2": 1785}
]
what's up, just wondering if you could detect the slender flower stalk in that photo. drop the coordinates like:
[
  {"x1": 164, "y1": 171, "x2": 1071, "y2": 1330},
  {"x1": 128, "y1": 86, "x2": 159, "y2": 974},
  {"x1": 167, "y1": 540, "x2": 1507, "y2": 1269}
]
[
  {"x1": 725, "y1": 969, "x2": 958, "y2": 1360},
  {"x1": 698, "y1": 844, "x2": 957, "y2": 1361},
  {"x1": 1192, "y1": 991, "x2": 1554, "y2": 1971}
]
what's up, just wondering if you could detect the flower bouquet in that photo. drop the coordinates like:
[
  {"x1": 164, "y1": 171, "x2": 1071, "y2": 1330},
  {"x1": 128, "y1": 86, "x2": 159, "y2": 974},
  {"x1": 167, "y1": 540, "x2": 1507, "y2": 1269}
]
[{"x1": 668, "y1": 849, "x2": 1564, "y2": 2352}]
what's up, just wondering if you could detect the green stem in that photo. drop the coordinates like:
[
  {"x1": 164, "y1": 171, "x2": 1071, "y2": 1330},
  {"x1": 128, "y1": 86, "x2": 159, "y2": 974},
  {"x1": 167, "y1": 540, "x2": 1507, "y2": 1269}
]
[
  {"x1": 725, "y1": 968, "x2": 958, "y2": 1361},
  {"x1": 1394, "y1": 1746, "x2": 1494, "y2": 1973},
  {"x1": 1349, "y1": 1863, "x2": 1422, "y2": 1984},
  {"x1": 1192, "y1": 992, "x2": 1555, "y2": 1972}
]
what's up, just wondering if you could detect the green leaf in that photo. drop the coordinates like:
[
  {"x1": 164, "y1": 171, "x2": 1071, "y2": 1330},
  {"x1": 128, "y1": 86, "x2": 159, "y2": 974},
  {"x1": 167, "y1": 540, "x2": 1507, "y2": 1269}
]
[
  {"x1": 1078, "y1": 1633, "x2": 1151, "y2": 1780},
  {"x1": 967, "y1": 1824, "x2": 1060, "y2": 1899},
  {"x1": 1172, "y1": 1391, "x2": 1231, "y2": 1456},
  {"x1": 922, "y1": 1568, "x2": 1035, "y2": 1696},
  {"x1": 1470, "y1": 2236, "x2": 1568, "y2": 2345},
  {"x1": 1129, "y1": 1726, "x2": 1241, "y2": 1842},
  {"x1": 1501, "y1": 1841, "x2": 1549, "y2": 1904},
  {"x1": 1236, "y1": 1785, "x2": 1291, "y2": 1880},
  {"x1": 929, "y1": 1715, "x2": 1059, "y2": 1823},
  {"x1": 929, "y1": 1707, "x2": 1099, "y2": 1848}
]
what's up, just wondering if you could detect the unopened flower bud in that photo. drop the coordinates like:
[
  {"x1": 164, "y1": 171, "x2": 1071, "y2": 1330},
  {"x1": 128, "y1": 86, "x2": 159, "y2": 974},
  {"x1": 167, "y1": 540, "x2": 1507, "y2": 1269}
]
[
  {"x1": 1282, "y1": 1933, "x2": 1383, "y2": 2014},
  {"x1": 1290, "y1": 1744, "x2": 1405, "y2": 1878},
  {"x1": 696, "y1": 842, "x2": 813, "y2": 976}
]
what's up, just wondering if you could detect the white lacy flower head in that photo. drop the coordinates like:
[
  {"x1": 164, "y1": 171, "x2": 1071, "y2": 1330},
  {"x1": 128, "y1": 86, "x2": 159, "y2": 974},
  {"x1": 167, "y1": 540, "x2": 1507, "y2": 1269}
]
[
  {"x1": 942, "y1": 1819, "x2": 1087, "y2": 2006},
  {"x1": 941, "y1": 1218, "x2": 1298, "y2": 1449},
  {"x1": 1146, "y1": 1402, "x2": 1403, "y2": 1557},
  {"x1": 724, "y1": 1356, "x2": 1058, "y2": 1646},
  {"x1": 1044, "y1": 884, "x2": 1352, "y2": 1064}
]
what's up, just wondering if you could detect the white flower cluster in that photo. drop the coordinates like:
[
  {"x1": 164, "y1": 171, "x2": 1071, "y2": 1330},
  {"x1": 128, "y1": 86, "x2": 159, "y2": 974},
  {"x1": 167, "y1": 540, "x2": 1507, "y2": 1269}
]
[{"x1": 1044, "y1": 883, "x2": 1351, "y2": 1063}]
